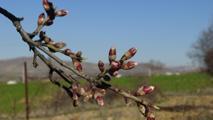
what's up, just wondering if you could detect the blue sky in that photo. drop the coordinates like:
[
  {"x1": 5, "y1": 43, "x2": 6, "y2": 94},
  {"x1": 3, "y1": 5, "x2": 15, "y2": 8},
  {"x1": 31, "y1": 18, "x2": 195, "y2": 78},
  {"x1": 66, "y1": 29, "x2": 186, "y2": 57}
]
[{"x1": 0, "y1": 0, "x2": 213, "y2": 66}]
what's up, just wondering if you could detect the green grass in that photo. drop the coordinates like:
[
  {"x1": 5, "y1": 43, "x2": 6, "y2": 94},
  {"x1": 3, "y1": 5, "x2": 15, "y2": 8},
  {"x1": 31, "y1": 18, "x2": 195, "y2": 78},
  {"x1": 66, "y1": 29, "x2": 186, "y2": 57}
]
[
  {"x1": 149, "y1": 72, "x2": 213, "y2": 92},
  {"x1": 0, "y1": 72, "x2": 213, "y2": 114},
  {"x1": 110, "y1": 72, "x2": 213, "y2": 93},
  {"x1": 110, "y1": 76, "x2": 144, "y2": 90},
  {"x1": 0, "y1": 81, "x2": 58, "y2": 114}
]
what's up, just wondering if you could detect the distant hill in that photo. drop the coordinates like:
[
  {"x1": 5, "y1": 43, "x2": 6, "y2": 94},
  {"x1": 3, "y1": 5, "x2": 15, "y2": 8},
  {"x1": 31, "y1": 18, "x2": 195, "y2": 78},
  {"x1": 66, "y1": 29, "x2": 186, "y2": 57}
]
[
  {"x1": 0, "y1": 57, "x2": 47, "y2": 81},
  {"x1": 0, "y1": 57, "x2": 197, "y2": 81},
  {"x1": 0, "y1": 57, "x2": 99, "y2": 81}
]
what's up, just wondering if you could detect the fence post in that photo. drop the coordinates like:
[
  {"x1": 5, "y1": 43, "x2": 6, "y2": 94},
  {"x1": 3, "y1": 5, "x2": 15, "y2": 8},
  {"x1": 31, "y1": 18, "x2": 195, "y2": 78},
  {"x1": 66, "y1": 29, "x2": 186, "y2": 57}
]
[{"x1": 24, "y1": 62, "x2": 29, "y2": 120}]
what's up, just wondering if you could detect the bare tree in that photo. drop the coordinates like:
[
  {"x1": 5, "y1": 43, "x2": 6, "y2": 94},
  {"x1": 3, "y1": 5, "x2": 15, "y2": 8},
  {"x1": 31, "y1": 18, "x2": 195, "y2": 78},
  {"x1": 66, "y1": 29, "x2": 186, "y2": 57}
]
[
  {"x1": 0, "y1": 0, "x2": 159, "y2": 119},
  {"x1": 189, "y1": 23, "x2": 213, "y2": 75},
  {"x1": 204, "y1": 49, "x2": 213, "y2": 74},
  {"x1": 147, "y1": 60, "x2": 165, "y2": 70}
]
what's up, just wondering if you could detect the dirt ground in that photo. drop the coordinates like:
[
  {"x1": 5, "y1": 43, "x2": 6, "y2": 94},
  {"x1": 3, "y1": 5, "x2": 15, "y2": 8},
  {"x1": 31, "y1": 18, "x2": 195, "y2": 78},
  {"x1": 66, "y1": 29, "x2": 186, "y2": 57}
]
[{"x1": 31, "y1": 95, "x2": 213, "y2": 120}]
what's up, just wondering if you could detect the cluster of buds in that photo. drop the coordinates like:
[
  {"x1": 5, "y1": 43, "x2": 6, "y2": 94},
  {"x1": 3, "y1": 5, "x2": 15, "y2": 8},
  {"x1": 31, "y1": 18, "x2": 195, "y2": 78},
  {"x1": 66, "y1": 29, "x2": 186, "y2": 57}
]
[
  {"x1": 135, "y1": 85, "x2": 155, "y2": 96},
  {"x1": 63, "y1": 49, "x2": 84, "y2": 72},
  {"x1": 41, "y1": 0, "x2": 68, "y2": 26},
  {"x1": 82, "y1": 86, "x2": 93, "y2": 102},
  {"x1": 39, "y1": 31, "x2": 84, "y2": 72},
  {"x1": 97, "y1": 47, "x2": 138, "y2": 81},
  {"x1": 147, "y1": 112, "x2": 155, "y2": 120},
  {"x1": 68, "y1": 84, "x2": 106, "y2": 107},
  {"x1": 137, "y1": 103, "x2": 156, "y2": 120},
  {"x1": 39, "y1": 1, "x2": 157, "y2": 119},
  {"x1": 82, "y1": 87, "x2": 106, "y2": 106},
  {"x1": 93, "y1": 88, "x2": 106, "y2": 106},
  {"x1": 134, "y1": 85, "x2": 157, "y2": 120},
  {"x1": 70, "y1": 83, "x2": 81, "y2": 106},
  {"x1": 39, "y1": 31, "x2": 66, "y2": 52},
  {"x1": 69, "y1": 83, "x2": 91, "y2": 106}
]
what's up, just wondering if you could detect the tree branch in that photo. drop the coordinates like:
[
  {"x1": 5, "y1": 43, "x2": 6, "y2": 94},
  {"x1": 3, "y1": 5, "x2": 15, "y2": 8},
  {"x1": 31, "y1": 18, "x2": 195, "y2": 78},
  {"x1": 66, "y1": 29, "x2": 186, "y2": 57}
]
[
  {"x1": 0, "y1": 4, "x2": 159, "y2": 119},
  {"x1": 0, "y1": 7, "x2": 23, "y2": 23}
]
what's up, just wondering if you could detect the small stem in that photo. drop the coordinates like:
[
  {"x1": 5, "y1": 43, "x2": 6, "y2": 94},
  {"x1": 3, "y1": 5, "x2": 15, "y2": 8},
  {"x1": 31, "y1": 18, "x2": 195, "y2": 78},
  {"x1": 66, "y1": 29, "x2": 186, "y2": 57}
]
[
  {"x1": 32, "y1": 47, "x2": 74, "y2": 85},
  {"x1": 29, "y1": 18, "x2": 49, "y2": 38}
]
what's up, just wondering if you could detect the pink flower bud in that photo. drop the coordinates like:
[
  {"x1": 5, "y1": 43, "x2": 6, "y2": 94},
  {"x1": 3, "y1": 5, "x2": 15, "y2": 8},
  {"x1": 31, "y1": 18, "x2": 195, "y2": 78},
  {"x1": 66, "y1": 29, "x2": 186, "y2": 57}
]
[
  {"x1": 42, "y1": 0, "x2": 54, "y2": 12},
  {"x1": 43, "y1": 37, "x2": 53, "y2": 44},
  {"x1": 72, "y1": 92, "x2": 78, "y2": 101},
  {"x1": 96, "y1": 96, "x2": 104, "y2": 106},
  {"x1": 147, "y1": 112, "x2": 155, "y2": 120},
  {"x1": 98, "y1": 60, "x2": 105, "y2": 72},
  {"x1": 64, "y1": 49, "x2": 73, "y2": 56},
  {"x1": 71, "y1": 83, "x2": 79, "y2": 91},
  {"x1": 55, "y1": 9, "x2": 69, "y2": 17},
  {"x1": 42, "y1": 0, "x2": 55, "y2": 21},
  {"x1": 38, "y1": 13, "x2": 45, "y2": 26},
  {"x1": 113, "y1": 71, "x2": 119, "y2": 76},
  {"x1": 42, "y1": 0, "x2": 50, "y2": 10},
  {"x1": 94, "y1": 89, "x2": 105, "y2": 106},
  {"x1": 81, "y1": 86, "x2": 93, "y2": 102},
  {"x1": 109, "y1": 47, "x2": 116, "y2": 63},
  {"x1": 121, "y1": 61, "x2": 138, "y2": 70},
  {"x1": 136, "y1": 86, "x2": 155, "y2": 96},
  {"x1": 54, "y1": 42, "x2": 66, "y2": 49},
  {"x1": 120, "y1": 47, "x2": 137, "y2": 61},
  {"x1": 83, "y1": 93, "x2": 93, "y2": 102},
  {"x1": 110, "y1": 61, "x2": 121, "y2": 71},
  {"x1": 112, "y1": 71, "x2": 121, "y2": 78},
  {"x1": 73, "y1": 60, "x2": 82, "y2": 72},
  {"x1": 78, "y1": 87, "x2": 86, "y2": 96}
]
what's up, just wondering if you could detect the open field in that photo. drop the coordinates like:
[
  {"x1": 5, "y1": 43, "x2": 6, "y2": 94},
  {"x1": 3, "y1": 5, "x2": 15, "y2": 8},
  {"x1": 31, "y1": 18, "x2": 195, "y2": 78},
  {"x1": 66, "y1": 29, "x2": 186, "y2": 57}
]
[
  {"x1": 30, "y1": 95, "x2": 213, "y2": 120},
  {"x1": 0, "y1": 81, "x2": 58, "y2": 114},
  {"x1": 0, "y1": 72, "x2": 213, "y2": 119},
  {"x1": 113, "y1": 72, "x2": 213, "y2": 92},
  {"x1": 149, "y1": 72, "x2": 213, "y2": 93}
]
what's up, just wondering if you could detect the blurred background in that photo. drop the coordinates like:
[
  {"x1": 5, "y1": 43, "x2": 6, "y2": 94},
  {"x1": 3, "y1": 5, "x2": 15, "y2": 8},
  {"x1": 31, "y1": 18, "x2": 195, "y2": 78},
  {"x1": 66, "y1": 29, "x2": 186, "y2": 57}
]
[{"x1": 0, "y1": 0, "x2": 213, "y2": 120}]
